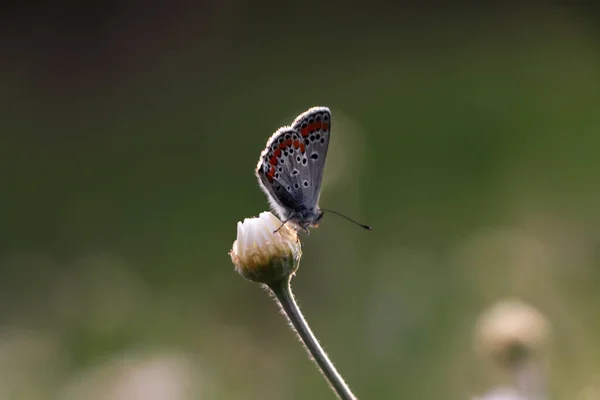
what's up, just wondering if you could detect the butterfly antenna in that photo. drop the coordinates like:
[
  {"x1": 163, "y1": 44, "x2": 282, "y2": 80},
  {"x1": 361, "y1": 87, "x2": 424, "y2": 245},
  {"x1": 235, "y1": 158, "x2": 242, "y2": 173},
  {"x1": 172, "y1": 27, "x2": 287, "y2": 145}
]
[{"x1": 321, "y1": 208, "x2": 372, "y2": 231}]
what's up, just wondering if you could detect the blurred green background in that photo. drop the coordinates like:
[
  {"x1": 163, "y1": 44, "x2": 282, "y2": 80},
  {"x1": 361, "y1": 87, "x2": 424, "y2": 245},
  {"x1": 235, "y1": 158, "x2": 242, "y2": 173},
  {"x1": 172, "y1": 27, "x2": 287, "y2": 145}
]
[{"x1": 2, "y1": 2, "x2": 600, "y2": 399}]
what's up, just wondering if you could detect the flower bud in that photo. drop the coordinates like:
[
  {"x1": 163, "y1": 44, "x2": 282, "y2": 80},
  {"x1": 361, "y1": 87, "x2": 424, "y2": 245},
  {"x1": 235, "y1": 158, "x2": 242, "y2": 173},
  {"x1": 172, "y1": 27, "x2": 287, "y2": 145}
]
[
  {"x1": 475, "y1": 299, "x2": 550, "y2": 367},
  {"x1": 230, "y1": 212, "x2": 302, "y2": 285}
]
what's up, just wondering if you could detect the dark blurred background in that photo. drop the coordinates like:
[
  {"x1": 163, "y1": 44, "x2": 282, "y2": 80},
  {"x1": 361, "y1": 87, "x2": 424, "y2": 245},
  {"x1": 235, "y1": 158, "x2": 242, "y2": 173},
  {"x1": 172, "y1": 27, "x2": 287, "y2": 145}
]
[{"x1": 1, "y1": 1, "x2": 600, "y2": 399}]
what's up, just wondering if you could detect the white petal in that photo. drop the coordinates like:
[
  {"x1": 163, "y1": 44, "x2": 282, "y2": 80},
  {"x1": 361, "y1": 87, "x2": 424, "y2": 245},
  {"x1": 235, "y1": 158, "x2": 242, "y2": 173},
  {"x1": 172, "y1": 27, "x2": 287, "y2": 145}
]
[
  {"x1": 236, "y1": 221, "x2": 243, "y2": 239},
  {"x1": 243, "y1": 220, "x2": 254, "y2": 250},
  {"x1": 246, "y1": 219, "x2": 259, "y2": 248},
  {"x1": 264, "y1": 212, "x2": 280, "y2": 232},
  {"x1": 255, "y1": 224, "x2": 269, "y2": 248},
  {"x1": 236, "y1": 221, "x2": 245, "y2": 256},
  {"x1": 268, "y1": 213, "x2": 282, "y2": 236},
  {"x1": 259, "y1": 212, "x2": 270, "y2": 225}
]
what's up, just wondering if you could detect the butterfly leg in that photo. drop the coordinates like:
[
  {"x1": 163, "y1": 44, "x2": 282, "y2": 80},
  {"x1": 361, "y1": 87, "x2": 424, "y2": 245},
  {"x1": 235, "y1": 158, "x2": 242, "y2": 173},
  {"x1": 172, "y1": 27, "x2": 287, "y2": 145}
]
[{"x1": 273, "y1": 216, "x2": 292, "y2": 234}]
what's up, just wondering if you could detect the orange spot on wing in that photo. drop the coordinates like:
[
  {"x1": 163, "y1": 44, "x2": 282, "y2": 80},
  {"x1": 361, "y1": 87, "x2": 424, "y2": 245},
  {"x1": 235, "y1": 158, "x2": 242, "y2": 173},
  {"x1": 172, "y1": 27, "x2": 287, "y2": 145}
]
[
  {"x1": 286, "y1": 138, "x2": 292, "y2": 146},
  {"x1": 274, "y1": 148, "x2": 282, "y2": 157},
  {"x1": 279, "y1": 142, "x2": 286, "y2": 149},
  {"x1": 293, "y1": 140, "x2": 300, "y2": 148},
  {"x1": 269, "y1": 156, "x2": 277, "y2": 165},
  {"x1": 268, "y1": 168, "x2": 275, "y2": 179},
  {"x1": 302, "y1": 120, "x2": 328, "y2": 137},
  {"x1": 300, "y1": 143, "x2": 306, "y2": 153}
]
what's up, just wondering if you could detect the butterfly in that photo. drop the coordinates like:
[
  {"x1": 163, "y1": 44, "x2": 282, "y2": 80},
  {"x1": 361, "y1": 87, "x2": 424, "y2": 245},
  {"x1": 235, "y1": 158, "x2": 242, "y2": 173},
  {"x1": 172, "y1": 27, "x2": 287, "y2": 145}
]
[
  {"x1": 255, "y1": 107, "x2": 372, "y2": 234},
  {"x1": 255, "y1": 107, "x2": 331, "y2": 233}
]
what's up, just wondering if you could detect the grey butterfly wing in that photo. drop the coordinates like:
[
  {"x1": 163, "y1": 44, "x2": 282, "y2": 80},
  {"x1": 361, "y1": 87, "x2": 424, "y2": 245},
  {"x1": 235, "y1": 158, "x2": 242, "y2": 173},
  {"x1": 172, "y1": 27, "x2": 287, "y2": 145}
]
[
  {"x1": 255, "y1": 106, "x2": 331, "y2": 225},
  {"x1": 255, "y1": 127, "x2": 308, "y2": 221},
  {"x1": 290, "y1": 106, "x2": 331, "y2": 208}
]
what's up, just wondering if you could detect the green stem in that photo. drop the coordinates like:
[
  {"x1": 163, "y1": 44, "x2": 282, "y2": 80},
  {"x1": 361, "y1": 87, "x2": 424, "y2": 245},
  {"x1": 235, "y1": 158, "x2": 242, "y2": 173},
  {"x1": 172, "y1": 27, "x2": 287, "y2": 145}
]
[
  {"x1": 513, "y1": 358, "x2": 546, "y2": 400},
  {"x1": 269, "y1": 279, "x2": 357, "y2": 400}
]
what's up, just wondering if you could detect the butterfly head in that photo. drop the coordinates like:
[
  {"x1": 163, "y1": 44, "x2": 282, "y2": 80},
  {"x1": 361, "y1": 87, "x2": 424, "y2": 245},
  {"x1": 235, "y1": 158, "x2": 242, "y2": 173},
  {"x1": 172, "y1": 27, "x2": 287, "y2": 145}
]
[
  {"x1": 311, "y1": 209, "x2": 325, "y2": 228},
  {"x1": 285, "y1": 207, "x2": 324, "y2": 231}
]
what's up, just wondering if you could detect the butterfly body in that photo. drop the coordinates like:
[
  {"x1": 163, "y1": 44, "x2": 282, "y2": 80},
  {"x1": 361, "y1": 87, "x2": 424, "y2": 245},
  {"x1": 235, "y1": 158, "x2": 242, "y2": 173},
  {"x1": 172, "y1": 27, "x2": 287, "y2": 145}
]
[{"x1": 256, "y1": 106, "x2": 331, "y2": 232}]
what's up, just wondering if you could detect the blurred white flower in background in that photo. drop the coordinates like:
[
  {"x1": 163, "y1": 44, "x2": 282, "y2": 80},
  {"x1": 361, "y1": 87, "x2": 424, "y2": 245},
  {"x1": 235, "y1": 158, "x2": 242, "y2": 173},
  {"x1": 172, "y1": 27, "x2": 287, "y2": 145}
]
[
  {"x1": 579, "y1": 380, "x2": 600, "y2": 400},
  {"x1": 474, "y1": 299, "x2": 551, "y2": 400},
  {"x1": 0, "y1": 329, "x2": 65, "y2": 400},
  {"x1": 475, "y1": 299, "x2": 550, "y2": 365},
  {"x1": 473, "y1": 386, "x2": 529, "y2": 400},
  {"x1": 58, "y1": 350, "x2": 207, "y2": 400},
  {"x1": 230, "y1": 211, "x2": 301, "y2": 285}
]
